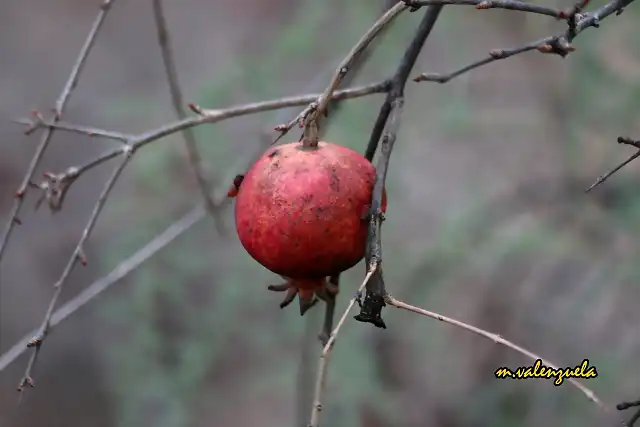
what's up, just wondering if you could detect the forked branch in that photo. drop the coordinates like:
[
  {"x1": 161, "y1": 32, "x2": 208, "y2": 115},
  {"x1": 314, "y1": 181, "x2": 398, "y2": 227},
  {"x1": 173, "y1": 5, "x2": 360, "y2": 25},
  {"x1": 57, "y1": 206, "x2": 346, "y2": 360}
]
[
  {"x1": 302, "y1": 1, "x2": 408, "y2": 147},
  {"x1": 0, "y1": 0, "x2": 116, "y2": 269},
  {"x1": 151, "y1": 0, "x2": 222, "y2": 233},
  {"x1": 413, "y1": 0, "x2": 637, "y2": 83}
]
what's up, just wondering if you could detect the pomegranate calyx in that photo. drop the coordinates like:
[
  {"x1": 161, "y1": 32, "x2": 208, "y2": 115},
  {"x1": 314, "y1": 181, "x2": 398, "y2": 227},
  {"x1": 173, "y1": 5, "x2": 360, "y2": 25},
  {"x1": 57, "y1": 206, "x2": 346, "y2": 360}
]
[{"x1": 267, "y1": 278, "x2": 340, "y2": 316}]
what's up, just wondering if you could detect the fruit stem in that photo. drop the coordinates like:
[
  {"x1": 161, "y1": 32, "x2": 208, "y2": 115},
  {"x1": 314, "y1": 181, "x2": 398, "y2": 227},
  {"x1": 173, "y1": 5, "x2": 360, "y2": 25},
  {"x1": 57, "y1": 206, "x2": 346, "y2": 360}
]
[{"x1": 302, "y1": 114, "x2": 320, "y2": 149}]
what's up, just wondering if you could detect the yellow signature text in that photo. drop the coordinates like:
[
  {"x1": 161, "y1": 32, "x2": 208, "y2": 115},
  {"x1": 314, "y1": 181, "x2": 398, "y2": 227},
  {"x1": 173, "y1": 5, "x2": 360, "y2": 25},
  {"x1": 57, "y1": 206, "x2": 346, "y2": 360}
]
[{"x1": 494, "y1": 359, "x2": 597, "y2": 386}]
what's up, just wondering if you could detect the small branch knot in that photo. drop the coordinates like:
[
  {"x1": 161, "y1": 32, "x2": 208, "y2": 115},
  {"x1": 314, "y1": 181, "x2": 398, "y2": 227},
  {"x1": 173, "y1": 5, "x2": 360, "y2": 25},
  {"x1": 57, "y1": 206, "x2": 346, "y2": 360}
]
[
  {"x1": 354, "y1": 291, "x2": 387, "y2": 329},
  {"x1": 401, "y1": 0, "x2": 421, "y2": 11},
  {"x1": 35, "y1": 168, "x2": 80, "y2": 213}
]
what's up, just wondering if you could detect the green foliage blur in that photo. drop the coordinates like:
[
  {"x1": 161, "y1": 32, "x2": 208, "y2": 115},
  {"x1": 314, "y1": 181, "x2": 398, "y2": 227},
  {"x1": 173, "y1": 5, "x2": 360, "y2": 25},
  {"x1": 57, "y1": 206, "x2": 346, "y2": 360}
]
[{"x1": 97, "y1": 1, "x2": 640, "y2": 426}]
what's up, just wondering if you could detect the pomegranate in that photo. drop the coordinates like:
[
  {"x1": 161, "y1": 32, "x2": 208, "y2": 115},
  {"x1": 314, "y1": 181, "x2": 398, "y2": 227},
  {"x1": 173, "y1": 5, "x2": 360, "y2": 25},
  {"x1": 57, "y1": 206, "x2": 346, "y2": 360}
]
[{"x1": 229, "y1": 140, "x2": 387, "y2": 315}]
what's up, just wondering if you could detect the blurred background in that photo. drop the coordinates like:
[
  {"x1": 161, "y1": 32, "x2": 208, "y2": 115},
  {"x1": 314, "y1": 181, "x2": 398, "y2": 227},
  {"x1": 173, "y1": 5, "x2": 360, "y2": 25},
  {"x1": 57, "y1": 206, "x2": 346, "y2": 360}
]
[{"x1": 1, "y1": 0, "x2": 639, "y2": 426}]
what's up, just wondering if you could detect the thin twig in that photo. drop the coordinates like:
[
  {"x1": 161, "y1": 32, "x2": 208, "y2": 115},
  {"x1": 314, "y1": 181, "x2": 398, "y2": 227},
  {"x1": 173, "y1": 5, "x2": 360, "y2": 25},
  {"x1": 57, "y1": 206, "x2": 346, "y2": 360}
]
[
  {"x1": 119, "y1": 81, "x2": 390, "y2": 165},
  {"x1": 408, "y1": 0, "x2": 560, "y2": 17},
  {"x1": 0, "y1": 134, "x2": 273, "y2": 376},
  {"x1": 302, "y1": 1, "x2": 408, "y2": 147},
  {"x1": 0, "y1": 204, "x2": 205, "y2": 373},
  {"x1": 384, "y1": 295, "x2": 610, "y2": 411},
  {"x1": 12, "y1": 115, "x2": 131, "y2": 142},
  {"x1": 585, "y1": 136, "x2": 640, "y2": 192},
  {"x1": 10, "y1": 81, "x2": 390, "y2": 213},
  {"x1": 308, "y1": 263, "x2": 378, "y2": 427},
  {"x1": 0, "y1": 0, "x2": 116, "y2": 269},
  {"x1": 17, "y1": 149, "x2": 132, "y2": 392},
  {"x1": 413, "y1": 0, "x2": 637, "y2": 83},
  {"x1": 151, "y1": 0, "x2": 223, "y2": 234}
]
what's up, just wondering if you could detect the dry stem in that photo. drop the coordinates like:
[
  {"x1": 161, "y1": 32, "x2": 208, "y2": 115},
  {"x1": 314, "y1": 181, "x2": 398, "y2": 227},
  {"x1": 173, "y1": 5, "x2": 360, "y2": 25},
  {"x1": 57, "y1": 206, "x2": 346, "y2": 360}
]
[
  {"x1": 301, "y1": 1, "x2": 408, "y2": 147},
  {"x1": 18, "y1": 151, "x2": 132, "y2": 391},
  {"x1": 151, "y1": 0, "x2": 223, "y2": 234},
  {"x1": 385, "y1": 295, "x2": 609, "y2": 411},
  {"x1": 308, "y1": 263, "x2": 378, "y2": 427},
  {"x1": 0, "y1": 0, "x2": 116, "y2": 269},
  {"x1": 413, "y1": 0, "x2": 637, "y2": 83}
]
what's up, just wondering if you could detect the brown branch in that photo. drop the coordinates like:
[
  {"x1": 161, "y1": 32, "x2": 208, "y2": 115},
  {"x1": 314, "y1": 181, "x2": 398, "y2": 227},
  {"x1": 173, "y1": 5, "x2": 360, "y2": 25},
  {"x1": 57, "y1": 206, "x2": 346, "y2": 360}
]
[
  {"x1": 408, "y1": 0, "x2": 561, "y2": 17},
  {"x1": 0, "y1": 204, "x2": 205, "y2": 373},
  {"x1": 301, "y1": 1, "x2": 408, "y2": 147},
  {"x1": 315, "y1": 0, "x2": 402, "y2": 347},
  {"x1": 17, "y1": 149, "x2": 132, "y2": 392},
  {"x1": 12, "y1": 114, "x2": 131, "y2": 142},
  {"x1": 308, "y1": 263, "x2": 378, "y2": 427},
  {"x1": 384, "y1": 295, "x2": 613, "y2": 412},
  {"x1": 0, "y1": 129, "x2": 273, "y2": 377},
  {"x1": 9, "y1": 81, "x2": 390, "y2": 214},
  {"x1": 413, "y1": 0, "x2": 637, "y2": 83},
  {"x1": 151, "y1": 0, "x2": 223, "y2": 234},
  {"x1": 585, "y1": 136, "x2": 640, "y2": 192},
  {"x1": 0, "y1": 0, "x2": 116, "y2": 269},
  {"x1": 357, "y1": 5, "x2": 443, "y2": 327}
]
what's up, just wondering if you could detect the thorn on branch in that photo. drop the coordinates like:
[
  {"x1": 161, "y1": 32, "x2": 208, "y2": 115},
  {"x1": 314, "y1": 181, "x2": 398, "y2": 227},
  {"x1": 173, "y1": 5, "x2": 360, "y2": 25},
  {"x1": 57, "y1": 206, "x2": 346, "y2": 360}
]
[
  {"x1": 618, "y1": 136, "x2": 640, "y2": 149},
  {"x1": 585, "y1": 135, "x2": 640, "y2": 193}
]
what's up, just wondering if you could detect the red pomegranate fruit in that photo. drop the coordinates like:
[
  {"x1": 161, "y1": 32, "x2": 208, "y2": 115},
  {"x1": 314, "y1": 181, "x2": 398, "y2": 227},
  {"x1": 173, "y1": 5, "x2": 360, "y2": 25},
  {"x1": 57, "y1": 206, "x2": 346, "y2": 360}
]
[{"x1": 228, "y1": 140, "x2": 387, "y2": 315}]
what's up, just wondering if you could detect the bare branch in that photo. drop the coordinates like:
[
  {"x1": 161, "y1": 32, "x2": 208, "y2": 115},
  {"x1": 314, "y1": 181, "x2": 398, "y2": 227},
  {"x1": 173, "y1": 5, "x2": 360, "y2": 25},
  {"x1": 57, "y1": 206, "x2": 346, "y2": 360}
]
[
  {"x1": 413, "y1": 0, "x2": 637, "y2": 83},
  {"x1": 586, "y1": 136, "x2": 640, "y2": 192},
  {"x1": 357, "y1": 5, "x2": 443, "y2": 327},
  {"x1": 12, "y1": 113, "x2": 131, "y2": 142},
  {"x1": 385, "y1": 295, "x2": 611, "y2": 411},
  {"x1": 0, "y1": 204, "x2": 205, "y2": 373},
  {"x1": 151, "y1": 0, "x2": 223, "y2": 234},
  {"x1": 315, "y1": 0, "x2": 402, "y2": 346},
  {"x1": 408, "y1": 0, "x2": 560, "y2": 17},
  {"x1": 617, "y1": 401, "x2": 640, "y2": 427},
  {"x1": 0, "y1": 0, "x2": 116, "y2": 268},
  {"x1": 0, "y1": 130, "x2": 274, "y2": 376},
  {"x1": 12, "y1": 81, "x2": 390, "y2": 214},
  {"x1": 308, "y1": 263, "x2": 378, "y2": 427},
  {"x1": 301, "y1": 1, "x2": 408, "y2": 147},
  {"x1": 18, "y1": 149, "x2": 132, "y2": 392}
]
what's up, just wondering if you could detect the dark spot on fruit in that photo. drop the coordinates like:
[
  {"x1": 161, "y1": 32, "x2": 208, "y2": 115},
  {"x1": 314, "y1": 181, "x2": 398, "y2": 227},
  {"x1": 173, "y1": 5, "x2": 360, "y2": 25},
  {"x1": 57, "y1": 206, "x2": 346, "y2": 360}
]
[
  {"x1": 268, "y1": 149, "x2": 280, "y2": 158},
  {"x1": 301, "y1": 194, "x2": 313, "y2": 205},
  {"x1": 295, "y1": 241, "x2": 300, "y2": 248},
  {"x1": 330, "y1": 169, "x2": 340, "y2": 192},
  {"x1": 324, "y1": 228, "x2": 330, "y2": 233}
]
